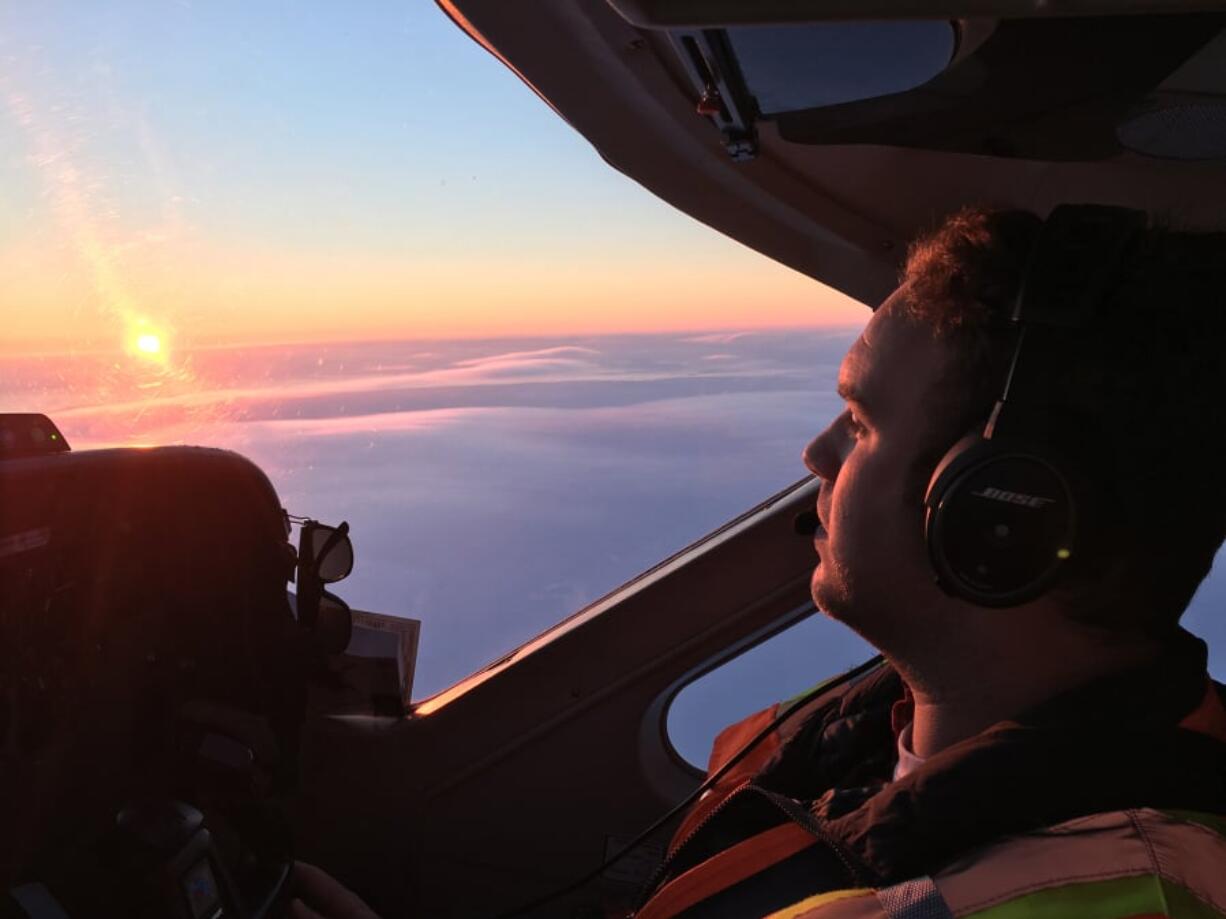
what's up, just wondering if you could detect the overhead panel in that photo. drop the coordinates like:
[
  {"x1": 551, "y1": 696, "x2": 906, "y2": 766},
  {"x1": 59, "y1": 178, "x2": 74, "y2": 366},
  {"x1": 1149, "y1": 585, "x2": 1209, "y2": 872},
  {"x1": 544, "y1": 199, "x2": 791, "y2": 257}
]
[
  {"x1": 607, "y1": 0, "x2": 1226, "y2": 27},
  {"x1": 666, "y1": 16, "x2": 1226, "y2": 162},
  {"x1": 725, "y1": 22, "x2": 957, "y2": 116},
  {"x1": 440, "y1": 0, "x2": 1226, "y2": 308}
]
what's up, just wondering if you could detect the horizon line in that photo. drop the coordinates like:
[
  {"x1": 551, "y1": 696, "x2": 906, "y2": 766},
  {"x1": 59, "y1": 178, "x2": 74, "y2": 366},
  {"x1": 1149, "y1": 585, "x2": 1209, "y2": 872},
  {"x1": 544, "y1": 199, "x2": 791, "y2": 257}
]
[{"x1": 0, "y1": 320, "x2": 870, "y2": 360}]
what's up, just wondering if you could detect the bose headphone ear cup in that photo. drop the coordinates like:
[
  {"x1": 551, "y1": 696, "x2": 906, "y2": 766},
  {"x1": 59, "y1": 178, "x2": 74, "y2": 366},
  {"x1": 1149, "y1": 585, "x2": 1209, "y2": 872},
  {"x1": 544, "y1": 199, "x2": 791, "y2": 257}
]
[
  {"x1": 917, "y1": 207, "x2": 1145, "y2": 608},
  {"x1": 925, "y1": 431, "x2": 986, "y2": 515},
  {"x1": 925, "y1": 434, "x2": 1079, "y2": 607}
]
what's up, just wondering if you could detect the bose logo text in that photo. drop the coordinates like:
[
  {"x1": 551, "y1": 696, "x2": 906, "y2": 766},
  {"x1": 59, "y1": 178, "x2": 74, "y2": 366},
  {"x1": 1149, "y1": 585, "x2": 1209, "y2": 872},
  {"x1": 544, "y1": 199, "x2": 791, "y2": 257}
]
[{"x1": 970, "y1": 487, "x2": 1056, "y2": 509}]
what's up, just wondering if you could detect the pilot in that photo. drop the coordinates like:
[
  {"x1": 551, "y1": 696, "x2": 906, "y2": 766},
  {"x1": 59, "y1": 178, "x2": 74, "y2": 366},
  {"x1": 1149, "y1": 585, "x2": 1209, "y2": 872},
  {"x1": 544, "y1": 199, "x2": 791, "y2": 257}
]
[{"x1": 290, "y1": 205, "x2": 1226, "y2": 918}]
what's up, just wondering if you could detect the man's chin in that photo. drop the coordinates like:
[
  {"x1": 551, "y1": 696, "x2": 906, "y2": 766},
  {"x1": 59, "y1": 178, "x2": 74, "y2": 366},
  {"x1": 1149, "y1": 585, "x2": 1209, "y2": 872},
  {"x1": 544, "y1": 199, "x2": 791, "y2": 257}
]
[{"x1": 810, "y1": 566, "x2": 852, "y2": 622}]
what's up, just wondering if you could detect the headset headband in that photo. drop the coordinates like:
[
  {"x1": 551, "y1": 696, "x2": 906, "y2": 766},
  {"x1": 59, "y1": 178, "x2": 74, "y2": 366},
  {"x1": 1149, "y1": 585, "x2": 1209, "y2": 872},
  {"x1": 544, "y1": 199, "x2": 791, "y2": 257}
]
[
  {"x1": 923, "y1": 203, "x2": 1149, "y2": 607},
  {"x1": 986, "y1": 204, "x2": 1147, "y2": 443}
]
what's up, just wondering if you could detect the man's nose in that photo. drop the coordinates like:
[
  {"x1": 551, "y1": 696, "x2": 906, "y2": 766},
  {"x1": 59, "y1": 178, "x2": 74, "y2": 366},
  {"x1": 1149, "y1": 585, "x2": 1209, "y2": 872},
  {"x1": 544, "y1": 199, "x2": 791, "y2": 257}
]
[{"x1": 803, "y1": 424, "x2": 841, "y2": 481}]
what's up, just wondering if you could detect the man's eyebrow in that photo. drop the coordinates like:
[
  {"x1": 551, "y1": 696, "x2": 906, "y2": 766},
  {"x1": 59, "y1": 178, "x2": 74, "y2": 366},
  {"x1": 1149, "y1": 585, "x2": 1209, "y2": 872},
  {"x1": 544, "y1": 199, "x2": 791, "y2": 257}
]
[{"x1": 837, "y1": 379, "x2": 868, "y2": 408}]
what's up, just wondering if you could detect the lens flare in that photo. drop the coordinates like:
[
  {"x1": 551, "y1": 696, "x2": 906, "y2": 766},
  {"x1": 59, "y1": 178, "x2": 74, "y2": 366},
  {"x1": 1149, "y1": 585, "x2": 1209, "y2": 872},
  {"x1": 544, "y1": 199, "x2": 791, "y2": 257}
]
[{"x1": 125, "y1": 322, "x2": 171, "y2": 366}]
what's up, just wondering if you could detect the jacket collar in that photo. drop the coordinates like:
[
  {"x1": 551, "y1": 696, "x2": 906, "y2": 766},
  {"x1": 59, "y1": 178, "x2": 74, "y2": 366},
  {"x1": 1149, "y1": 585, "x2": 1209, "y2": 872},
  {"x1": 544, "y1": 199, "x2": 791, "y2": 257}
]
[{"x1": 771, "y1": 629, "x2": 1226, "y2": 885}]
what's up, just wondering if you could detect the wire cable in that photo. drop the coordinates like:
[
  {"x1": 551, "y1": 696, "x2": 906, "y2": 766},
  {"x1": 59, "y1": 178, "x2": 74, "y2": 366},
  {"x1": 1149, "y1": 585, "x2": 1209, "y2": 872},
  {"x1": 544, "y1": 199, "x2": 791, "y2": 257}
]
[{"x1": 493, "y1": 654, "x2": 885, "y2": 918}]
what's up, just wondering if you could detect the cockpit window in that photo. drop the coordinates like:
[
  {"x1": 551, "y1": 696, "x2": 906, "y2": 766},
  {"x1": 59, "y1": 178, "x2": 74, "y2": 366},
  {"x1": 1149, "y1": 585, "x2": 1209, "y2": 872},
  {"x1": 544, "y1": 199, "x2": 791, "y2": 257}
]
[
  {"x1": 0, "y1": 2, "x2": 868, "y2": 699},
  {"x1": 725, "y1": 22, "x2": 957, "y2": 115}
]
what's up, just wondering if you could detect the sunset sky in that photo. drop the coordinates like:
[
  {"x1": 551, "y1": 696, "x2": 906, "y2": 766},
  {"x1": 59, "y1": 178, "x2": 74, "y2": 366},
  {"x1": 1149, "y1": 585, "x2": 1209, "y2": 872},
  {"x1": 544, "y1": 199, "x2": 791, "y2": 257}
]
[
  {"x1": 0, "y1": 0, "x2": 869, "y2": 752},
  {"x1": 4, "y1": 4, "x2": 1226, "y2": 761},
  {"x1": 1, "y1": 0, "x2": 865, "y2": 356}
]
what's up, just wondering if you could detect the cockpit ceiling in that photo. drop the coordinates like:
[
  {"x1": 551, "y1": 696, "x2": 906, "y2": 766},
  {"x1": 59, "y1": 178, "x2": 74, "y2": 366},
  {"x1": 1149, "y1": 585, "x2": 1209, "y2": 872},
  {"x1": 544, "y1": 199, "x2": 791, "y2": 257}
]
[
  {"x1": 734, "y1": 18, "x2": 1223, "y2": 161},
  {"x1": 605, "y1": 0, "x2": 1226, "y2": 26},
  {"x1": 439, "y1": 0, "x2": 1226, "y2": 308}
]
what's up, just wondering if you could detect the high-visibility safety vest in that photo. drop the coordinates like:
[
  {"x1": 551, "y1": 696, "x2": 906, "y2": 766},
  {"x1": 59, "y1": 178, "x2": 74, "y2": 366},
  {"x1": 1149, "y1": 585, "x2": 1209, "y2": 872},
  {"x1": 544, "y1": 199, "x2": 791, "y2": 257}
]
[
  {"x1": 766, "y1": 808, "x2": 1226, "y2": 919},
  {"x1": 636, "y1": 630, "x2": 1226, "y2": 919}
]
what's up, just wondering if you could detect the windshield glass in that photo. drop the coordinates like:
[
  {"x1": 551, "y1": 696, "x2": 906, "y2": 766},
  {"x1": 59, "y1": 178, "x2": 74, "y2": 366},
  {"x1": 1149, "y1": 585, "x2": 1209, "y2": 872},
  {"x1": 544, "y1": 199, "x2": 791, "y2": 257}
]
[
  {"x1": 0, "y1": 2, "x2": 866, "y2": 698},
  {"x1": 5, "y1": 3, "x2": 1224, "y2": 721}
]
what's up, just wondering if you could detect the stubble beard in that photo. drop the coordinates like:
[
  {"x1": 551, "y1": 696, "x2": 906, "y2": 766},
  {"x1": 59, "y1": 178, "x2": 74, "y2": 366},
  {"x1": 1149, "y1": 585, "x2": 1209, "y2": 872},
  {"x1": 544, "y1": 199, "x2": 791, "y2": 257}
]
[
  {"x1": 811, "y1": 558, "x2": 854, "y2": 622},
  {"x1": 811, "y1": 556, "x2": 902, "y2": 652}
]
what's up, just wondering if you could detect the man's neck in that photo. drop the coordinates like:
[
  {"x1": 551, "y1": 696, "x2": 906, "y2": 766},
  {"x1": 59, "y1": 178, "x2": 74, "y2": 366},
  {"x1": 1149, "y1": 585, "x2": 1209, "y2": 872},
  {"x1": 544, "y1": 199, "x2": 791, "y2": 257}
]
[{"x1": 895, "y1": 626, "x2": 1163, "y2": 760}]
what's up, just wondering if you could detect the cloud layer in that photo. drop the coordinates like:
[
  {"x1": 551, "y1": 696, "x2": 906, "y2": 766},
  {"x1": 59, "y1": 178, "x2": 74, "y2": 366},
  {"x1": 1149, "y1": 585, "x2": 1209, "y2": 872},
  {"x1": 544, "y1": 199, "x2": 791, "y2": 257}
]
[{"x1": 5, "y1": 329, "x2": 1226, "y2": 764}]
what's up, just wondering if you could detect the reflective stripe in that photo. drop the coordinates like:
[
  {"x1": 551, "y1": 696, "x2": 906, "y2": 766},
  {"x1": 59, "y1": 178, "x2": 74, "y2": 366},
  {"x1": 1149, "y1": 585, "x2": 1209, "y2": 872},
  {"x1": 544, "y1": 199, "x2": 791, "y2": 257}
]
[
  {"x1": 934, "y1": 809, "x2": 1226, "y2": 917},
  {"x1": 763, "y1": 887, "x2": 876, "y2": 919},
  {"x1": 762, "y1": 809, "x2": 1226, "y2": 919},
  {"x1": 1134, "y1": 809, "x2": 1226, "y2": 916},
  {"x1": 935, "y1": 810, "x2": 1150, "y2": 913},
  {"x1": 877, "y1": 877, "x2": 954, "y2": 919},
  {"x1": 637, "y1": 821, "x2": 818, "y2": 919},
  {"x1": 961, "y1": 875, "x2": 1224, "y2": 919}
]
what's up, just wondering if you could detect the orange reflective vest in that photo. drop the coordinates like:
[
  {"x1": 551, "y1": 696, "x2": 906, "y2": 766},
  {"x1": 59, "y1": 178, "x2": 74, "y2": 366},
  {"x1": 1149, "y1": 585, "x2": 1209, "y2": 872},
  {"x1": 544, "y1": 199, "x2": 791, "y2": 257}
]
[{"x1": 637, "y1": 631, "x2": 1226, "y2": 919}]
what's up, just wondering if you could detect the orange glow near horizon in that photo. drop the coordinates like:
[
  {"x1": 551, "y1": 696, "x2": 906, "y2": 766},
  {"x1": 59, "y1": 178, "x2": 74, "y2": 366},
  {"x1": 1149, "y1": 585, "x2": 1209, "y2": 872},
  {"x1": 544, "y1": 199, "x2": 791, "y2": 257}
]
[
  {"x1": 1, "y1": 43, "x2": 869, "y2": 360},
  {"x1": 3, "y1": 234, "x2": 869, "y2": 355}
]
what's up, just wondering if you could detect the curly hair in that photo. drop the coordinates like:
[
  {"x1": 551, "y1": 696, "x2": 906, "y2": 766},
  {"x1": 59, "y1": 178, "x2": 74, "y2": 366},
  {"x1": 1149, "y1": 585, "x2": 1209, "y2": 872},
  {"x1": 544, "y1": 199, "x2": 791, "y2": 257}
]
[{"x1": 899, "y1": 205, "x2": 1226, "y2": 633}]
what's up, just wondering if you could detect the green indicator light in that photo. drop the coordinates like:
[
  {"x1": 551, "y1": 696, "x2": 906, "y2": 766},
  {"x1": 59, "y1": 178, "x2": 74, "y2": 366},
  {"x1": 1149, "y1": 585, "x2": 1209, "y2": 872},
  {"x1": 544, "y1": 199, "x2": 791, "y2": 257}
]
[{"x1": 1056, "y1": 548, "x2": 1071, "y2": 560}]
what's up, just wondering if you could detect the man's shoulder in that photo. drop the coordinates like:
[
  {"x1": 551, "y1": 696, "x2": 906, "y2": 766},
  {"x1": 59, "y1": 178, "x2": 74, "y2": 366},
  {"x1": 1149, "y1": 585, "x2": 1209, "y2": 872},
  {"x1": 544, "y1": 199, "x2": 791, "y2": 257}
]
[
  {"x1": 756, "y1": 658, "x2": 902, "y2": 794},
  {"x1": 770, "y1": 808, "x2": 1226, "y2": 919},
  {"x1": 781, "y1": 657, "x2": 900, "y2": 724},
  {"x1": 696, "y1": 657, "x2": 903, "y2": 802}
]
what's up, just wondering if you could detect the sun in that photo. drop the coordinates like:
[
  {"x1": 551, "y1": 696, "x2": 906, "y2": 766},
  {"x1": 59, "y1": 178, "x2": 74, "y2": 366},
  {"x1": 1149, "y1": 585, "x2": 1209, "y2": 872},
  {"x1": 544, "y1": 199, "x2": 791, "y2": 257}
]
[{"x1": 125, "y1": 322, "x2": 171, "y2": 365}]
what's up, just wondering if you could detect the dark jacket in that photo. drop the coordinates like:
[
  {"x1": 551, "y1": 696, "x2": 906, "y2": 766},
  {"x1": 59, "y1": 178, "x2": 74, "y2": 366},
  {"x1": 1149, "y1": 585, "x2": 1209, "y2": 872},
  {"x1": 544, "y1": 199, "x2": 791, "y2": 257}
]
[{"x1": 638, "y1": 628, "x2": 1226, "y2": 918}]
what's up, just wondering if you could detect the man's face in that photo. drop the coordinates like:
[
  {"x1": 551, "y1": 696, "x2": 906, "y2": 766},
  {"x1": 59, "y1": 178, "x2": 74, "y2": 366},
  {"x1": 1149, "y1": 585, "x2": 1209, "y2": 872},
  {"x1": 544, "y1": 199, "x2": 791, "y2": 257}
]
[{"x1": 802, "y1": 291, "x2": 961, "y2": 640}]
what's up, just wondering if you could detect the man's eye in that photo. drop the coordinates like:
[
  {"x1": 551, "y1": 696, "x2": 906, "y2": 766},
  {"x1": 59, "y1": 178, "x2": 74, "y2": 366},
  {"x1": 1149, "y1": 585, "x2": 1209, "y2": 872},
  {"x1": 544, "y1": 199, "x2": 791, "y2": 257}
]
[{"x1": 847, "y1": 413, "x2": 868, "y2": 439}]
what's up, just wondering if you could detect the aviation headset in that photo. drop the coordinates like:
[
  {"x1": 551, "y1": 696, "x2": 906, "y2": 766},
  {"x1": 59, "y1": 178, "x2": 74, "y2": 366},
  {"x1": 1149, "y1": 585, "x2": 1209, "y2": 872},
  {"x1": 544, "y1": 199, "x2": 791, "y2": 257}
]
[{"x1": 923, "y1": 203, "x2": 1148, "y2": 607}]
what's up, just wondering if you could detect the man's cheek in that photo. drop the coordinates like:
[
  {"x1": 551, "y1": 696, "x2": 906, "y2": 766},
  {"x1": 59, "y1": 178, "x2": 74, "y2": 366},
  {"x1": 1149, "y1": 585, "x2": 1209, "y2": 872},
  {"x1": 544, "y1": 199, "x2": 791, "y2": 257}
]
[{"x1": 829, "y1": 468, "x2": 873, "y2": 542}]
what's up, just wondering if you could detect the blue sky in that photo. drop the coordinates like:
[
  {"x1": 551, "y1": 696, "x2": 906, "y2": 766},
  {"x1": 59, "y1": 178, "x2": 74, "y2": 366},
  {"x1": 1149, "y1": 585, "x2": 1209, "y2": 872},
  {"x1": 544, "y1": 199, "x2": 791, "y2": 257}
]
[{"x1": 1, "y1": 0, "x2": 862, "y2": 351}]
